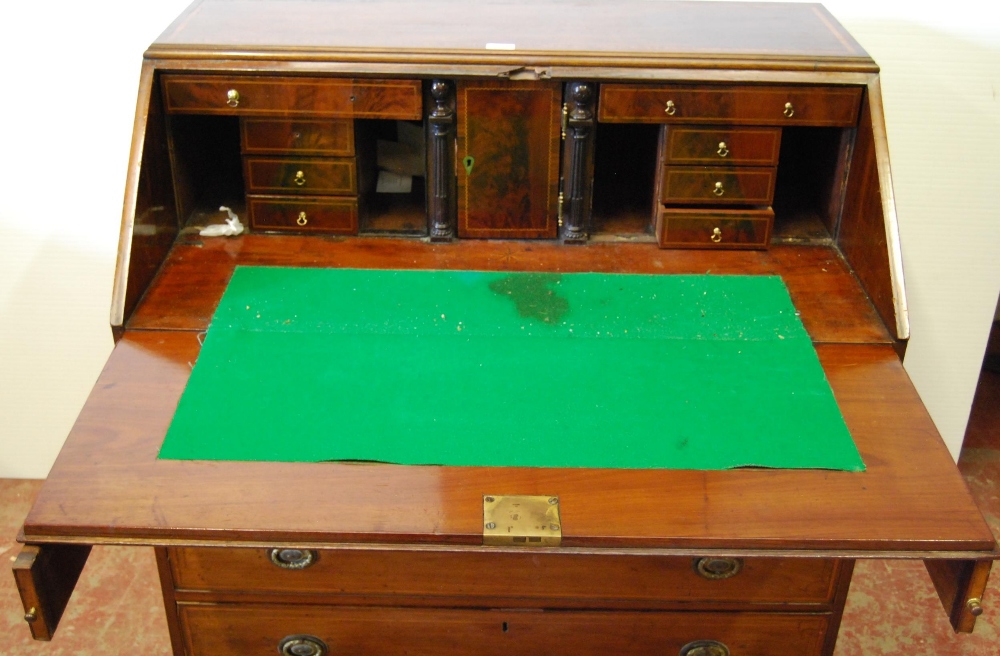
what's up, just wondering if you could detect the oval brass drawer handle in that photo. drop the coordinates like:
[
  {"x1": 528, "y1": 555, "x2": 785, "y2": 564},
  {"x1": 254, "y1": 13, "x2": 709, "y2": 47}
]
[
  {"x1": 665, "y1": 99, "x2": 676, "y2": 115},
  {"x1": 226, "y1": 89, "x2": 240, "y2": 108},
  {"x1": 712, "y1": 181, "x2": 725, "y2": 197},
  {"x1": 296, "y1": 211, "x2": 308, "y2": 227},
  {"x1": 279, "y1": 634, "x2": 328, "y2": 656},
  {"x1": 294, "y1": 170, "x2": 306, "y2": 186},
  {"x1": 783, "y1": 101, "x2": 794, "y2": 118},
  {"x1": 680, "y1": 640, "x2": 730, "y2": 656},
  {"x1": 710, "y1": 227, "x2": 723, "y2": 243},
  {"x1": 716, "y1": 141, "x2": 729, "y2": 157},
  {"x1": 695, "y1": 556, "x2": 742, "y2": 578},
  {"x1": 269, "y1": 547, "x2": 316, "y2": 569}
]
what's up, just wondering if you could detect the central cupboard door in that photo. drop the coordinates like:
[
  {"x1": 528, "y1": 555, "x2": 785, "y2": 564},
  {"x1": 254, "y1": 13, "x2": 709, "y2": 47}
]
[{"x1": 457, "y1": 81, "x2": 562, "y2": 238}]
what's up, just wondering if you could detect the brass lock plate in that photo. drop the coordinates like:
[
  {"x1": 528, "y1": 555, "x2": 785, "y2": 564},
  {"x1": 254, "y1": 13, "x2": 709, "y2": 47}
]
[{"x1": 483, "y1": 495, "x2": 561, "y2": 546}]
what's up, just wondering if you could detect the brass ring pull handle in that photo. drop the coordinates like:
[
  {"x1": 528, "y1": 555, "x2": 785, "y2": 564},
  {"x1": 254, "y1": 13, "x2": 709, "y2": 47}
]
[
  {"x1": 296, "y1": 212, "x2": 308, "y2": 227},
  {"x1": 712, "y1": 182, "x2": 724, "y2": 197},
  {"x1": 226, "y1": 89, "x2": 240, "y2": 108},
  {"x1": 24, "y1": 607, "x2": 37, "y2": 623},
  {"x1": 680, "y1": 640, "x2": 730, "y2": 656},
  {"x1": 665, "y1": 99, "x2": 676, "y2": 115},
  {"x1": 279, "y1": 634, "x2": 328, "y2": 656},
  {"x1": 269, "y1": 548, "x2": 316, "y2": 569},
  {"x1": 968, "y1": 598, "x2": 984, "y2": 617},
  {"x1": 783, "y1": 101, "x2": 794, "y2": 118},
  {"x1": 710, "y1": 227, "x2": 722, "y2": 243},
  {"x1": 294, "y1": 170, "x2": 306, "y2": 186},
  {"x1": 717, "y1": 141, "x2": 729, "y2": 157},
  {"x1": 695, "y1": 556, "x2": 742, "y2": 578}
]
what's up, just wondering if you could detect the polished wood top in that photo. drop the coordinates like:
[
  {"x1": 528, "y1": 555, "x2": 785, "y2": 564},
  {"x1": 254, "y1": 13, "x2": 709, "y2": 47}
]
[
  {"x1": 148, "y1": 0, "x2": 874, "y2": 72},
  {"x1": 22, "y1": 237, "x2": 994, "y2": 554}
]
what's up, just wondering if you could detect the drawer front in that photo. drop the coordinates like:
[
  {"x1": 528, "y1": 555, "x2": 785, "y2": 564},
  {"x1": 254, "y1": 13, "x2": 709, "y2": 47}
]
[
  {"x1": 162, "y1": 75, "x2": 422, "y2": 119},
  {"x1": 659, "y1": 208, "x2": 773, "y2": 249},
  {"x1": 169, "y1": 548, "x2": 841, "y2": 607},
  {"x1": 600, "y1": 84, "x2": 862, "y2": 126},
  {"x1": 241, "y1": 119, "x2": 355, "y2": 156},
  {"x1": 661, "y1": 167, "x2": 776, "y2": 205},
  {"x1": 665, "y1": 127, "x2": 782, "y2": 166},
  {"x1": 248, "y1": 196, "x2": 358, "y2": 234},
  {"x1": 179, "y1": 604, "x2": 830, "y2": 656},
  {"x1": 244, "y1": 157, "x2": 357, "y2": 195}
]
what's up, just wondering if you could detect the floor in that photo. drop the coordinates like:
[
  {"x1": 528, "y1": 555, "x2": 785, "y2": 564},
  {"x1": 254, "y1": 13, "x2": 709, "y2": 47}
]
[{"x1": 2, "y1": 334, "x2": 999, "y2": 655}]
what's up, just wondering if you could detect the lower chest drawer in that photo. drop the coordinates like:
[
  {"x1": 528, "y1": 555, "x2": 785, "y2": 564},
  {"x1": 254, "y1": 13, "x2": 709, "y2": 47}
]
[
  {"x1": 248, "y1": 196, "x2": 358, "y2": 234},
  {"x1": 178, "y1": 604, "x2": 831, "y2": 656},
  {"x1": 167, "y1": 547, "x2": 843, "y2": 608}
]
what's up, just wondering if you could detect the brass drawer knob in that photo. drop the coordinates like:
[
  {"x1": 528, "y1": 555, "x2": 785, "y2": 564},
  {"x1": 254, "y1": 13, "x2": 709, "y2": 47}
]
[
  {"x1": 783, "y1": 101, "x2": 794, "y2": 118},
  {"x1": 296, "y1": 211, "x2": 308, "y2": 227},
  {"x1": 716, "y1": 141, "x2": 729, "y2": 157},
  {"x1": 710, "y1": 227, "x2": 722, "y2": 243},
  {"x1": 712, "y1": 181, "x2": 725, "y2": 197},
  {"x1": 968, "y1": 598, "x2": 984, "y2": 616},
  {"x1": 226, "y1": 89, "x2": 240, "y2": 108},
  {"x1": 279, "y1": 634, "x2": 328, "y2": 656},
  {"x1": 665, "y1": 99, "x2": 676, "y2": 115},
  {"x1": 294, "y1": 170, "x2": 306, "y2": 186},
  {"x1": 269, "y1": 548, "x2": 316, "y2": 569},
  {"x1": 680, "y1": 640, "x2": 730, "y2": 656},
  {"x1": 24, "y1": 606, "x2": 37, "y2": 623},
  {"x1": 695, "y1": 556, "x2": 742, "y2": 578}
]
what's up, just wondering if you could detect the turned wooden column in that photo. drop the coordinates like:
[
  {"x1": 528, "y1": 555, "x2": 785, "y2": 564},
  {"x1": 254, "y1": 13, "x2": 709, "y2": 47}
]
[
  {"x1": 560, "y1": 81, "x2": 596, "y2": 243},
  {"x1": 426, "y1": 80, "x2": 457, "y2": 241}
]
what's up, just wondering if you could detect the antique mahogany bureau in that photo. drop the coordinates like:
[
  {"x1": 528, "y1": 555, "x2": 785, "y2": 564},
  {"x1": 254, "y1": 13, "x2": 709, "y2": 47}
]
[{"x1": 13, "y1": 1, "x2": 998, "y2": 655}]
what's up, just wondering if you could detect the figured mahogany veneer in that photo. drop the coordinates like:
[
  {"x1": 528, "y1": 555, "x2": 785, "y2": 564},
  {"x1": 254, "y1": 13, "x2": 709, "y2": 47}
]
[
  {"x1": 243, "y1": 157, "x2": 357, "y2": 195},
  {"x1": 661, "y1": 167, "x2": 776, "y2": 205},
  {"x1": 241, "y1": 118, "x2": 355, "y2": 156},
  {"x1": 599, "y1": 84, "x2": 863, "y2": 126},
  {"x1": 162, "y1": 75, "x2": 422, "y2": 119},
  {"x1": 664, "y1": 127, "x2": 782, "y2": 166},
  {"x1": 247, "y1": 196, "x2": 358, "y2": 234},
  {"x1": 657, "y1": 208, "x2": 773, "y2": 249}
]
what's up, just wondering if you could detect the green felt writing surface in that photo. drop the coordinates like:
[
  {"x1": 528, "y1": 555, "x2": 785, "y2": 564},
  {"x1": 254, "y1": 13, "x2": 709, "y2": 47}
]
[{"x1": 158, "y1": 267, "x2": 864, "y2": 471}]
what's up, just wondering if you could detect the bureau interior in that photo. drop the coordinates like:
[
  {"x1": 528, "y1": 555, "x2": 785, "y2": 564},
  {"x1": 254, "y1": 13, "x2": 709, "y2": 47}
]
[{"x1": 165, "y1": 112, "x2": 428, "y2": 236}]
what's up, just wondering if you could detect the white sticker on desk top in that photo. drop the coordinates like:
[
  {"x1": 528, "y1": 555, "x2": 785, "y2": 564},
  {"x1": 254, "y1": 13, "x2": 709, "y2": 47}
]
[{"x1": 485, "y1": 43, "x2": 516, "y2": 50}]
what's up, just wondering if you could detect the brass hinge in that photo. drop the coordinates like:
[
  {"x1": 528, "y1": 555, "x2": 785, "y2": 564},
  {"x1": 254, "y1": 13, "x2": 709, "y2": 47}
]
[
  {"x1": 483, "y1": 495, "x2": 561, "y2": 546},
  {"x1": 560, "y1": 103, "x2": 569, "y2": 140},
  {"x1": 557, "y1": 191, "x2": 565, "y2": 227}
]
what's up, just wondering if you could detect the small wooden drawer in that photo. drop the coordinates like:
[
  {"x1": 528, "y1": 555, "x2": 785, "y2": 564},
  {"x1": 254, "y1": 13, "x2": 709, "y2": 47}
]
[
  {"x1": 600, "y1": 84, "x2": 862, "y2": 126},
  {"x1": 241, "y1": 119, "x2": 355, "y2": 156},
  {"x1": 178, "y1": 604, "x2": 831, "y2": 656},
  {"x1": 162, "y1": 75, "x2": 422, "y2": 119},
  {"x1": 244, "y1": 157, "x2": 357, "y2": 195},
  {"x1": 661, "y1": 167, "x2": 776, "y2": 205},
  {"x1": 248, "y1": 196, "x2": 358, "y2": 234},
  {"x1": 168, "y1": 547, "x2": 842, "y2": 608},
  {"x1": 658, "y1": 208, "x2": 773, "y2": 249},
  {"x1": 664, "y1": 127, "x2": 782, "y2": 166}
]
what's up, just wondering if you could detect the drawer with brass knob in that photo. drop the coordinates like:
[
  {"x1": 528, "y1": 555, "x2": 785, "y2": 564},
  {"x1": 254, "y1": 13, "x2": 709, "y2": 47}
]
[
  {"x1": 176, "y1": 603, "x2": 832, "y2": 656},
  {"x1": 598, "y1": 83, "x2": 862, "y2": 126},
  {"x1": 663, "y1": 127, "x2": 782, "y2": 167},
  {"x1": 660, "y1": 167, "x2": 776, "y2": 205},
  {"x1": 243, "y1": 157, "x2": 358, "y2": 195},
  {"x1": 247, "y1": 196, "x2": 358, "y2": 234},
  {"x1": 165, "y1": 547, "x2": 843, "y2": 609},
  {"x1": 657, "y1": 208, "x2": 773, "y2": 250},
  {"x1": 241, "y1": 118, "x2": 356, "y2": 156}
]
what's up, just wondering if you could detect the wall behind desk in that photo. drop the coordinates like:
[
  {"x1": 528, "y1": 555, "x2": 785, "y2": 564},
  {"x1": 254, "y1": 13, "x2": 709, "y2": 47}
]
[{"x1": 0, "y1": 0, "x2": 997, "y2": 477}]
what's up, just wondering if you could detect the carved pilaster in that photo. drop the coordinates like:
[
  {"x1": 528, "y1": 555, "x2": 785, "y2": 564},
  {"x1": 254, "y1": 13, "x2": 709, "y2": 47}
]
[
  {"x1": 560, "y1": 81, "x2": 596, "y2": 243},
  {"x1": 426, "y1": 80, "x2": 456, "y2": 241}
]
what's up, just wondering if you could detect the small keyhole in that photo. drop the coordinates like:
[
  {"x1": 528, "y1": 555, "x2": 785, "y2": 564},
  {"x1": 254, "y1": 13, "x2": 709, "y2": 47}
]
[{"x1": 502, "y1": 622, "x2": 509, "y2": 633}]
